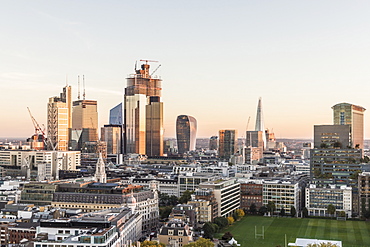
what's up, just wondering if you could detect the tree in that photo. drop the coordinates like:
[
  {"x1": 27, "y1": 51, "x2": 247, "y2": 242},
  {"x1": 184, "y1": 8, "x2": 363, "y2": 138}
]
[
  {"x1": 307, "y1": 243, "x2": 339, "y2": 247},
  {"x1": 179, "y1": 190, "x2": 193, "y2": 204},
  {"x1": 203, "y1": 222, "x2": 218, "y2": 240},
  {"x1": 236, "y1": 209, "x2": 245, "y2": 218},
  {"x1": 280, "y1": 207, "x2": 285, "y2": 217},
  {"x1": 227, "y1": 216, "x2": 234, "y2": 225},
  {"x1": 302, "y1": 207, "x2": 308, "y2": 218},
  {"x1": 183, "y1": 238, "x2": 213, "y2": 247},
  {"x1": 159, "y1": 206, "x2": 172, "y2": 219},
  {"x1": 267, "y1": 201, "x2": 276, "y2": 216},
  {"x1": 140, "y1": 241, "x2": 166, "y2": 247},
  {"x1": 250, "y1": 203, "x2": 257, "y2": 214},
  {"x1": 290, "y1": 206, "x2": 296, "y2": 217},
  {"x1": 221, "y1": 231, "x2": 233, "y2": 241},
  {"x1": 327, "y1": 204, "x2": 336, "y2": 218},
  {"x1": 214, "y1": 217, "x2": 228, "y2": 229},
  {"x1": 363, "y1": 210, "x2": 370, "y2": 219},
  {"x1": 259, "y1": 206, "x2": 267, "y2": 216},
  {"x1": 338, "y1": 211, "x2": 346, "y2": 218}
]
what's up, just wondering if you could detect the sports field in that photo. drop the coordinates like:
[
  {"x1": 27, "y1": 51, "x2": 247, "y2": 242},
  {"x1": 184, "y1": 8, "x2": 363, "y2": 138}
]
[{"x1": 218, "y1": 216, "x2": 370, "y2": 247}]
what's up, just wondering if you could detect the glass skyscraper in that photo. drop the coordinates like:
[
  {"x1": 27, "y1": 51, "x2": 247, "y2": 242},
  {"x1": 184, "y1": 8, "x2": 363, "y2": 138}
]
[{"x1": 176, "y1": 115, "x2": 197, "y2": 154}]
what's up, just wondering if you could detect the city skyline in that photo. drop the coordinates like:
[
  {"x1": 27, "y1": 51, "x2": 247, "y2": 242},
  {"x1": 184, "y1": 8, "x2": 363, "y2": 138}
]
[{"x1": 2, "y1": 1, "x2": 370, "y2": 139}]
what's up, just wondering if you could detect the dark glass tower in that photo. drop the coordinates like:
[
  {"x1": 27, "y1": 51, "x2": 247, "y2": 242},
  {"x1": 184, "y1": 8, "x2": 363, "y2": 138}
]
[{"x1": 176, "y1": 115, "x2": 197, "y2": 154}]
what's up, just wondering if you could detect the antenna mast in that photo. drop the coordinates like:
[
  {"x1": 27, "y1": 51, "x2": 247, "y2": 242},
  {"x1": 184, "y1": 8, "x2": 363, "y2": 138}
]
[
  {"x1": 78, "y1": 75, "x2": 80, "y2": 100},
  {"x1": 83, "y1": 75, "x2": 86, "y2": 100}
]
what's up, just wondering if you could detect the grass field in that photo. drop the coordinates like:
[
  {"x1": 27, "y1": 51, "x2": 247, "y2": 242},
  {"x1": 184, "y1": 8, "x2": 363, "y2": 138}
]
[{"x1": 217, "y1": 216, "x2": 370, "y2": 247}]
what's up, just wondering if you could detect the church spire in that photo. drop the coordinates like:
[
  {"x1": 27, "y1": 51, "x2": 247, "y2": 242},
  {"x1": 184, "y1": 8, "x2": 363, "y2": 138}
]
[{"x1": 95, "y1": 153, "x2": 107, "y2": 183}]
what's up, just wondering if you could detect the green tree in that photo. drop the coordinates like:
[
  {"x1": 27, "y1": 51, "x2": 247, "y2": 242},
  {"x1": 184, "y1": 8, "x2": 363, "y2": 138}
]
[
  {"x1": 280, "y1": 207, "x2": 285, "y2": 217},
  {"x1": 363, "y1": 210, "x2": 370, "y2": 219},
  {"x1": 183, "y1": 237, "x2": 214, "y2": 247},
  {"x1": 159, "y1": 206, "x2": 172, "y2": 219},
  {"x1": 214, "y1": 217, "x2": 228, "y2": 229},
  {"x1": 221, "y1": 231, "x2": 233, "y2": 241},
  {"x1": 179, "y1": 190, "x2": 193, "y2": 204},
  {"x1": 290, "y1": 206, "x2": 296, "y2": 217},
  {"x1": 249, "y1": 203, "x2": 257, "y2": 214},
  {"x1": 140, "y1": 240, "x2": 166, "y2": 247},
  {"x1": 258, "y1": 206, "x2": 267, "y2": 216},
  {"x1": 338, "y1": 211, "x2": 346, "y2": 217},
  {"x1": 302, "y1": 207, "x2": 308, "y2": 218},
  {"x1": 203, "y1": 222, "x2": 218, "y2": 239},
  {"x1": 307, "y1": 243, "x2": 339, "y2": 247},
  {"x1": 327, "y1": 204, "x2": 336, "y2": 218},
  {"x1": 267, "y1": 201, "x2": 276, "y2": 215}
]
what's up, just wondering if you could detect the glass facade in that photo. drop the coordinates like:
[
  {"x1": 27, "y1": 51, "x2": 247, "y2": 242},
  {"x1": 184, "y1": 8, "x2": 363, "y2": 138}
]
[{"x1": 176, "y1": 115, "x2": 197, "y2": 154}]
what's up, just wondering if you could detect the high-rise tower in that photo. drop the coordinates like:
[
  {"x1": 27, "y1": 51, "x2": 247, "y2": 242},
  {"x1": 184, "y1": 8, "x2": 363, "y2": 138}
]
[
  {"x1": 255, "y1": 97, "x2": 264, "y2": 132},
  {"x1": 219, "y1": 129, "x2": 237, "y2": 161},
  {"x1": 70, "y1": 99, "x2": 98, "y2": 150},
  {"x1": 47, "y1": 85, "x2": 72, "y2": 151},
  {"x1": 332, "y1": 103, "x2": 366, "y2": 149},
  {"x1": 176, "y1": 115, "x2": 197, "y2": 154},
  {"x1": 124, "y1": 62, "x2": 163, "y2": 156}
]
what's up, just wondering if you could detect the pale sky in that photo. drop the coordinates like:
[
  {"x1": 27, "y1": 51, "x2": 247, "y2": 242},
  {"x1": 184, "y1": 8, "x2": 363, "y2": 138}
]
[{"x1": 1, "y1": 1, "x2": 370, "y2": 139}]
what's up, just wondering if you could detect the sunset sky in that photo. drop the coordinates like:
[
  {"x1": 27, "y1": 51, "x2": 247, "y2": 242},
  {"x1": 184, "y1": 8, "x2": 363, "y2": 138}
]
[{"x1": 2, "y1": 1, "x2": 370, "y2": 139}]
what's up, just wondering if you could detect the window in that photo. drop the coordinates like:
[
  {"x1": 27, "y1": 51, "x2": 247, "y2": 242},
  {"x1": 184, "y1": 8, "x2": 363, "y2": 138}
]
[{"x1": 168, "y1": 230, "x2": 174, "y2": 235}]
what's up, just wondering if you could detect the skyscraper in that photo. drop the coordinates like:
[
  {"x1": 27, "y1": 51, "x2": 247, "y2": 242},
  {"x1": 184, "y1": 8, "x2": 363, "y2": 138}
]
[
  {"x1": 109, "y1": 102, "x2": 123, "y2": 125},
  {"x1": 176, "y1": 115, "x2": 197, "y2": 154},
  {"x1": 219, "y1": 130, "x2": 237, "y2": 161},
  {"x1": 209, "y1": 136, "x2": 218, "y2": 150},
  {"x1": 70, "y1": 99, "x2": 98, "y2": 150},
  {"x1": 47, "y1": 85, "x2": 72, "y2": 151},
  {"x1": 124, "y1": 62, "x2": 163, "y2": 156},
  {"x1": 101, "y1": 124, "x2": 122, "y2": 155},
  {"x1": 332, "y1": 103, "x2": 366, "y2": 149}
]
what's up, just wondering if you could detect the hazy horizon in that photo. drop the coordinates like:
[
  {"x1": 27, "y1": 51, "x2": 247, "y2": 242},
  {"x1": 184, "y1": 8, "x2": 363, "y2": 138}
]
[{"x1": 2, "y1": 1, "x2": 370, "y2": 139}]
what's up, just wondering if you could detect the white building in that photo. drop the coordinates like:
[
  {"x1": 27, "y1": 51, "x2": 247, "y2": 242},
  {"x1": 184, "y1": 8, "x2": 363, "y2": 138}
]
[
  {"x1": 0, "y1": 150, "x2": 80, "y2": 180},
  {"x1": 263, "y1": 180, "x2": 300, "y2": 216},
  {"x1": 306, "y1": 184, "x2": 352, "y2": 217},
  {"x1": 199, "y1": 178, "x2": 240, "y2": 217}
]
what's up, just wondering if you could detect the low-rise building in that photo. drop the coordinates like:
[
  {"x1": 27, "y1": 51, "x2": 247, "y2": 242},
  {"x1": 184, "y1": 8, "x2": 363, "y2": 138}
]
[{"x1": 158, "y1": 220, "x2": 193, "y2": 247}]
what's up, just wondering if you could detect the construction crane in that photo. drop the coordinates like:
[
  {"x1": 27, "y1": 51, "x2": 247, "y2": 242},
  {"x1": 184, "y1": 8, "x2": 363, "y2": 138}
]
[
  {"x1": 140, "y1": 59, "x2": 158, "y2": 64},
  {"x1": 150, "y1": 64, "x2": 161, "y2": 77},
  {"x1": 27, "y1": 107, "x2": 46, "y2": 136},
  {"x1": 27, "y1": 107, "x2": 47, "y2": 150}
]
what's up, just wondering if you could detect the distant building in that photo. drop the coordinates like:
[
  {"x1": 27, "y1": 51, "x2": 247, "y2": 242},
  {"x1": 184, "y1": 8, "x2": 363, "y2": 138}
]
[
  {"x1": 240, "y1": 180, "x2": 263, "y2": 210},
  {"x1": 47, "y1": 85, "x2": 72, "y2": 151},
  {"x1": 332, "y1": 102, "x2": 365, "y2": 149},
  {"x1": 124, "y1": 62, "x2": 163, "y2": 156},
  {"x1": 358, "y1": 172, "x2": 370, "y2": 217},
  {"x1": 209, "y1": 136, "x2": 218, "y2": 150},
  {"x1": 70, "y1": 99, "x2": 99, "y2": 151},
  {"x1": 314, "y1": 125, "x2": 351, "y2": 149},
  {"x1": 109, "y1": 103, "x2": 123, "y2": 125},
  {"x1": 176, "y1": 115, "x2": 197, "y2": 154},
  {"x1": 101, "y1": 124, "x2": 122, "y2": 155},
  {"x1": 219, "y1": 130, "x2": 237, "y2": 161}
]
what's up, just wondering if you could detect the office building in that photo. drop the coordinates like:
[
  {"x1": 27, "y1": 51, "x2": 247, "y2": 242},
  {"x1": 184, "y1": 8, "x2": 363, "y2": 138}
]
[
  {"x1": 109, "y1": 103, "x2": 123, "y2": 125},
  {"x1": 358, "y1": 172, "x2": 370, "y2": 217},
  {"x1": 314, "y1": 125, "x2": 351, "y2": 149},
  {"x1": 263, "y1": 180, "x2": 300, "y2": 216},
  {"x1": 254, "y1": 97, "x2": 266, "y2": 149},
  {"x1": 219, "y1": 130, "x2": 237, "y2": 161},
  {"x1": 176, "y1": 115, "x2": 197, "y2": 154},
  {"x1": 332, "y1": 103, "x2": 366, "y2": 149},
  {"x1": 124, "y1": 62, "x2": 163, "y2": 156},
  {"x1": 47, "y1": 85, "x2": 72, "y2": 151},
  {"x1": 146, "y1": 96, "x2": 164, "y2": 156},
  {"x1": 199, "y1": 178, "x2": 240, "y2": 217},
  {"x1": 70, "y1": 99, "x2": 98, "y2": 150},
  {"x1": 306, "y1": 184, "x2": 352, "y2": 217},
  {"x1": 209, "y1": 136, "x2": 218, "y2": 150},
  {"x1": 101, "y1": 124, "x2": 122, "y2": 155}
]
